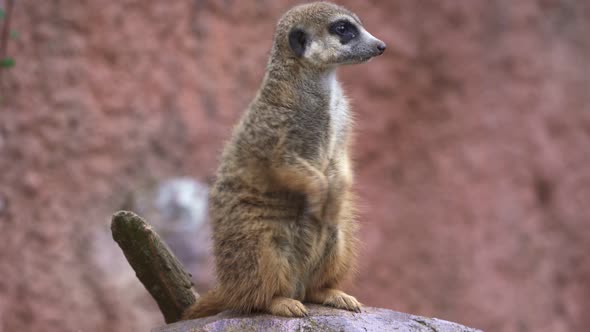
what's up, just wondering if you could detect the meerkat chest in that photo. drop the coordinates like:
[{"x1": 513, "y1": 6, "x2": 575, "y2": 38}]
[{"x1": 327, "y1": 75, "x2": 349, "y2": 157}]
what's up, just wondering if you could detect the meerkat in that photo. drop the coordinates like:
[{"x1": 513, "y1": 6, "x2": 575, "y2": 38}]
[{"x1": 183, "y1": 2, "x2": 386, "y2": 319}]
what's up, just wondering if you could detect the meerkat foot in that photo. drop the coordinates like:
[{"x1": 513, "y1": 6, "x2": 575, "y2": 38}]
[
  {"x1": 307, "y1": 288, "x2": 362, "y2": 313},
  {"x1": 268, "y1": 297, "x2": 308, "y2": 317}
]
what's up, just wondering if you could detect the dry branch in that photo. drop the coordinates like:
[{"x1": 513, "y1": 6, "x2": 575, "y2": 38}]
[{"x1": 111, "y1": 210, "x2": 197, "y2": 323}]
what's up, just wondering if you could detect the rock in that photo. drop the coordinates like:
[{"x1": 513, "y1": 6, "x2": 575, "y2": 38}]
[{"x1": 153, "y1": 306, "x2": 482, "y2": 332}]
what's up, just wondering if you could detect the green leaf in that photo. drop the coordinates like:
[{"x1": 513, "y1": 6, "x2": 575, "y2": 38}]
[
  {"x1": 10, "y1": 30, "x2": 18, "y2": 39},
  {"x1": 0, "y1": 9, "x2": 4, "y2": 19},
  {"x1": 0, "y1": 57, "x2": 15, "y2": 68}
]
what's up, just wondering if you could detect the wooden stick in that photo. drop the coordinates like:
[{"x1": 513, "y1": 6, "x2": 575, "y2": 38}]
[{"x1": 111, "y1": 210, "x2": 198, "y2": 323}]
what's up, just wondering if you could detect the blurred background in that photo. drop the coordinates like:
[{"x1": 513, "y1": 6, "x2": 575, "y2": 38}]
[{"x1": 1, "y1": 1, "x2": 589, "y2": 331}]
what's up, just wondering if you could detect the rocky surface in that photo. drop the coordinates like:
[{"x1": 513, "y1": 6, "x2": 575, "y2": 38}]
[
  {"x1": 1, "y1": 1, "x2": 589, "y2": 332},
  {"x1": 154, "y1": 306, "x2": 481, "y2": 332}
]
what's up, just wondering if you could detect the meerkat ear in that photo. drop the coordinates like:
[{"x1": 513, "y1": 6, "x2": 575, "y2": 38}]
[{"x1": 288, "y1": 28, "x2": 307, "y2": 57}]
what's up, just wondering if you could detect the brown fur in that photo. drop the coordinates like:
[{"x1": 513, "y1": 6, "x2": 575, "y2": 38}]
[{"x1": 183, "y1": 2, "x2": 384, "y2": 319}]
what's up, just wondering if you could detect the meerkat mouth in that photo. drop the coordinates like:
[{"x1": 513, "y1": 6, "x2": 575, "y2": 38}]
[{"x1": 352, "y1": 55, "x2": 375, "y2": 64}]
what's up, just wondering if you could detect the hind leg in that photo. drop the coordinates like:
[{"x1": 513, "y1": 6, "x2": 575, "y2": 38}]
[
  {"x1": 212, "y1": 240, "x2": 308, "y2": 318},
  {"x1": 305, "y1": 196, "x2": 361, "y2": 313},
  {"x1": 305, "y1": 235, "x2": 361, "y2": 314},
  {"x1": 257, "y1": 235, "x2": 308, "y2": 317},
  {"x1": 216, "y1": 241, "x2": 308, "y2": 317}
]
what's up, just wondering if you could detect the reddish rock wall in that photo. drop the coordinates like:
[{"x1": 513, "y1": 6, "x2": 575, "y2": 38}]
[{"x1": 1, "y1": 1, "x2": 589, "y2": 331}]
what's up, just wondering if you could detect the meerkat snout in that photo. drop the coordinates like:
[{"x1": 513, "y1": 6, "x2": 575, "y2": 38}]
[
  {"x1": 349, "y1": 25, "x2": 387, "y2": 60},
  {"x1": 376, "y1": 42, "x2": 387, "y2": 54}
]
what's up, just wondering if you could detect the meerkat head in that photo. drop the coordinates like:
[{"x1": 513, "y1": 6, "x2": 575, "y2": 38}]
[{"x1": 272, "y1": 2, "x2": 386, "y2": 69}]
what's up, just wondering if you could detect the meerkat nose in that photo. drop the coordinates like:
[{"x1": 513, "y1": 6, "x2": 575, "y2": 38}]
[{"x1": 376, "y1": 42, "x2": 387, "y2": 54}]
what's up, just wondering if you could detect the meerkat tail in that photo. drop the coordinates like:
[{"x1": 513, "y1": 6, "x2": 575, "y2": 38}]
[{"x1": 182, "y1": 289, "x2": 224, "y2": 319}]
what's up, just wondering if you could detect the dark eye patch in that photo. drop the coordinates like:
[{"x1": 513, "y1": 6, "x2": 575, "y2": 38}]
[{"x1": 328, "y1": 19, "x2": 359, "y2": 44}]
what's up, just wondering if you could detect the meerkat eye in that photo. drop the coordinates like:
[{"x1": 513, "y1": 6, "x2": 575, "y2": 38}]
[
  {"x1": 336, "y1": 24, "x2": 347, "y2": 34},
  {"x1": 329, "y1": 20, "x2": 358, "y2": 44}
]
